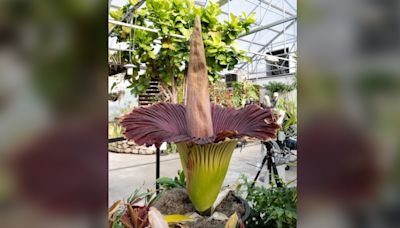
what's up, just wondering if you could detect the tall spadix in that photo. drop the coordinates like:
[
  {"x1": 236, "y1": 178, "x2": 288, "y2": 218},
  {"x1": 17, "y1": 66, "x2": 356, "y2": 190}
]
[{"x1": 185, "y1": 15, "x2": 214, "y2": 138}]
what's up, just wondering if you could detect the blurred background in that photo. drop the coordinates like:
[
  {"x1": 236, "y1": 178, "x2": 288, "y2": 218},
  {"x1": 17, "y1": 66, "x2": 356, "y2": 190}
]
[
  {"x1": 298, "y1": 0, "x2": 400, "y2": 227},
  {"x1": 0, "y1": 0, "x2": 399, "y2": 227},
  {"x1": 0, "y1": 0, "x2": 108, "y2": 227}
]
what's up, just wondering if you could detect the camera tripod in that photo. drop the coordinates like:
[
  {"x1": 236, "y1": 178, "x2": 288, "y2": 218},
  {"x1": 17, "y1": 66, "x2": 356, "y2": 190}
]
[{"x1": 252, "y1": 141, "x2": 283, "y2": 188}]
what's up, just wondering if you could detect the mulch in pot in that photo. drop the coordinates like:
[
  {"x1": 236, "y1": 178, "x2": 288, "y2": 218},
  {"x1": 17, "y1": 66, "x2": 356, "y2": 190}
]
[{"x1": 153, "y1": 188, "x2": 245, "y2": 227}]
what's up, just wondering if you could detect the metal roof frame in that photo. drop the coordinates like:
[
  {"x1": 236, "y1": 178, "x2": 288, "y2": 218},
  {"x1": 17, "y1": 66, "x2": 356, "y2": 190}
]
[{"x1": 108, "y1": 0, "x2": 297, "y2": 79}]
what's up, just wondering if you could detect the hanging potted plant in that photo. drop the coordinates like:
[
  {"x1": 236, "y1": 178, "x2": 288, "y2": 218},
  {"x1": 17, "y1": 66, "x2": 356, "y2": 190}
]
[{"x1": 120, "y1": 15, "x2": 279, "y2": 225}]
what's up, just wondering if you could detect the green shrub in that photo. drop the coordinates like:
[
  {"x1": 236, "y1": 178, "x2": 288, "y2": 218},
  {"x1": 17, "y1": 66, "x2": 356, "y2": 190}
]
[
  {"x1": 264, "y1": 81, "x2": 296, "y2": 95},
  {"x1": 232, "y1": 81, "x2": 260, "y2": 108},
  {"x1": 156, "y1": 170, "x2": 186, "y2": 190},
  {"x1": 237, "y1": 175, "x2": 297, "y2": 228},
  {"x1": 108, "y1": 122, "x2": 124, "y2": 138}
]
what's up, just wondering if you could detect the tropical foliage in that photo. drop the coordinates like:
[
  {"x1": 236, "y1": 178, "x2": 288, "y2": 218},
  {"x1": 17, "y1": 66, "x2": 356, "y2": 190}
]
[
  {"x1": 237, "y1": 175, "x2": 297, "y2": 228},
  {"x1": 276, "y1": 99, "x2": 297, "y2": 137},
  {"x1": 108, "y1": 188, "x2": 160, "y2": 228},
  {"x1": 232, "y1": 80, "x2": 261, "y2": 108},
  {"x1": 264, "y1": 81, "x2": 296, "y2": 95},
  {"x1": 109, "y1": 122, "x2": 124, "y2": 138},
  {"x1": 109, "y1": 0, "x2": 255, "y2": 103},
  {"x1": 209, "y1": 81, "x2": 234, "y2": 107},
  {"x1": 156, "y1": 170, "x2": 186, "y2": 190}
]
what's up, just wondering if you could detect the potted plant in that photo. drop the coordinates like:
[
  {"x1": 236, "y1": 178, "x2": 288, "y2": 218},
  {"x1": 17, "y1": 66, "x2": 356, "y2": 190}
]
[
  {"x1": 235, "y1": 175, "x2": 297, "y2": 228},
  {"x1": 120, "y1": 15, "x2": 279, "y2": 226},
  {"x1": 263, "y1": 81, "x2": 296, "y2": 96}
]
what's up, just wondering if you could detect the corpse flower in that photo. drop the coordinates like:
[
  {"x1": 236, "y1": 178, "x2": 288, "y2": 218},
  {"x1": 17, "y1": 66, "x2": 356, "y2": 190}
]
[{"x1": 120, "y1": 15, "x2": 279, "y2": 213}]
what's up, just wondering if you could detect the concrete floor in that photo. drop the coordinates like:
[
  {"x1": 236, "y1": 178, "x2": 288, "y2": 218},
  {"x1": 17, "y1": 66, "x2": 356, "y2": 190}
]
[{"x1": 109, "y1": 142, "x2": 297, "y2": 206}]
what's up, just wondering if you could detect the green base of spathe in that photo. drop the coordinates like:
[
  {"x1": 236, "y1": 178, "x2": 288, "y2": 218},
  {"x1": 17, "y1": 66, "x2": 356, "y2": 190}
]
[{"x1": 177, "y1": 140, "x2": 238, "y2": 212}]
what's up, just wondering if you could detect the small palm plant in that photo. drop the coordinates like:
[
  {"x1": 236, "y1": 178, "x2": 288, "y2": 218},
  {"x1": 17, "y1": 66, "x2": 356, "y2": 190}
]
[{"x1": 120, "y1": 15, "x2": 279, "y2": 213}]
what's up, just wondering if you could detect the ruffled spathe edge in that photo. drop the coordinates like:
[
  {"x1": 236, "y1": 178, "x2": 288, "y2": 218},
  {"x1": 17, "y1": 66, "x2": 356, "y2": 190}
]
[{"x1": 120, "y1": 102, "x2": 280, "y2": 147}]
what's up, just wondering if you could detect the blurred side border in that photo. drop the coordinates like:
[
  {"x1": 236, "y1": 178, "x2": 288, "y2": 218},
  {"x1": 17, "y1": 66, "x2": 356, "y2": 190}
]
[{"x1": 0, "y1": 0, "x2": 108, "y2": 227}]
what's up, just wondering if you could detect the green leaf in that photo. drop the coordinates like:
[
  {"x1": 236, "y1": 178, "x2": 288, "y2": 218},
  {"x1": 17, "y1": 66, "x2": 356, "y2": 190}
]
[
  {"x1": 162, "y1": 42, "x2": 175, "y2": 50},
  {"x1": 111, "y1": 221, "x2": 125, "y2": 228},
  {"x1": 216, "y1": 54, "x2": 225, "y2": 60},
  {"x1": 156, "y1": 177, "x2": 177, "y2": 186},
  {"x1": 129, "y1": 0, "x2": 139, "y2": 5},
  {"x1": 148, "y1": 51, "x2": 156, "y2": 59},
  {"x1": 137, "y1": 84, "x2": 145, "y2": 92},
  {"x1": 178, "y1": 27, "x2": 189, "y2": 38},
  {"x1": 161, "y1": 26, "x2": 169, "y2": 34},
  {"x1": 248, "y1": 90, "x2": 258, "y2": 99},
  {"x1": 122, "y1": 26, "x2": 131, "y2": 34},
  {"x1": 175, "y1": 16, "x2": 182, "y2": 23},
  {"x1": 208, "y1": 48, "x2": 218, "y2": 54},
  {"x1": 110, "y1": 9, "x2": 123, "y2": 20},
  {"x1": 110, "y1": 82, "x2": 117, "y2": 91},
  {"x1": 178, "y1": 170, "x2": 185, "y2": 185},
  {"x1": 228, "y1": 33, "x2": 235, "y2": 40},
  {"x1": 193, "y1": 7, "x2": 203, "y2": 16}
]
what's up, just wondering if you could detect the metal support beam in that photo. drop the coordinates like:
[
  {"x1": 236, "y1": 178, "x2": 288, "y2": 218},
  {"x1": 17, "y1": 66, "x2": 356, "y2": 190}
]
[
  {"x1": 110, "y1": 44, "x2": 291, "y2": 62},
  {"x1": 259, "y1": 0, "x2": 294, "y2": 16},
  {"x1": 239, "y1": 15, "x2": 296, "y2": 38},
  {"x1": 247, "y1": 73, "x2": 296, "y2": 80},
  {"x1": 109, "y1": 19, "x2": 186, "y2": 39},
  {"x1": 219, "y1": 10, "x2": 282, "y2": 34},
  {"x1": 110, "y1": 3, "x2": 290, "y2": 35},
  {"x1": 239, "y1": 20, "x2": 296, "y2": 69},
  {"x1": 244, "y1": 0, "x2": 294, "y2": 17},
  {"x1": 109, "y1": 19, "x2": 294, "y2": 62},
  {"x1": 284, "y1": 0, "x2": 297, "y2": 15},
  {"x1": 108, "y1": 0, "x2": 146, "y2": 36},
  {"x1": 217, "y1": 0, "x2": 229, "y2": 6},
  {"x1": 237, "y1": 36, "x2": 295, "y2": 48},
  {"x1": 237, "y1": 38, "x2": 267, "y2": 47}
]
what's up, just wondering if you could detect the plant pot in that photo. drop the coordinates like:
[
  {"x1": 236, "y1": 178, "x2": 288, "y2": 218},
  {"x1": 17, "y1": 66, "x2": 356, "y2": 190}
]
[
  {"x1": 153, "y1": 188, "x2": 250, "y2": 226},
  {"x1": 237, "y1": 195, "x2": 250, "y2": 222}
]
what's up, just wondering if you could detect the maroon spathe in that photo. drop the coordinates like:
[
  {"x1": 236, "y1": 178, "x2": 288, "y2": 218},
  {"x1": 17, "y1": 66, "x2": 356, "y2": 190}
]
[
  {"x1": 120, "y1": 102, "x2": 279, "y2": 147},
  {"x1": 120, "y1": 15, "x2": 279, "y2": 147}
]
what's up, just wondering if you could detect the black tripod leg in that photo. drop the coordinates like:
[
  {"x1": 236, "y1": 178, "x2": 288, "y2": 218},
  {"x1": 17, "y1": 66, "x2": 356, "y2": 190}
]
[
  {"x1": 268, "y1": 156, "x2": 272, "y2": 185},
  {"x1": 252, "y1": 153, "x2": 268, "y2": 187},
  {"x1": 272, "y1": 162, "x2": 283, "y2": 187}
]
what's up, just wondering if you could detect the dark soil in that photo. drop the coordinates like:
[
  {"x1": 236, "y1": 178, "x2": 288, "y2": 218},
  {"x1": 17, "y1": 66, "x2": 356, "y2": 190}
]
[
  {"x1": 153, "y1": 188, "x2": 245, "y2": 228},
  {"x1": 152, "y1": 188, "x2": 195, "y2": 214},
  {"x1": 215, "y1": 191, "x2": 245, "y2": 217},
  {"x1": 190, "y1": 218, "x2": 226, "y2": 228}
]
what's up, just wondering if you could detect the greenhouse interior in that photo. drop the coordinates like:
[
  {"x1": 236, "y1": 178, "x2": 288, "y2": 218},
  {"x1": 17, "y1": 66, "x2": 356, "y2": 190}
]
[{"x1": 108, "y1": 0, "x2": 297, "y2": 227}]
